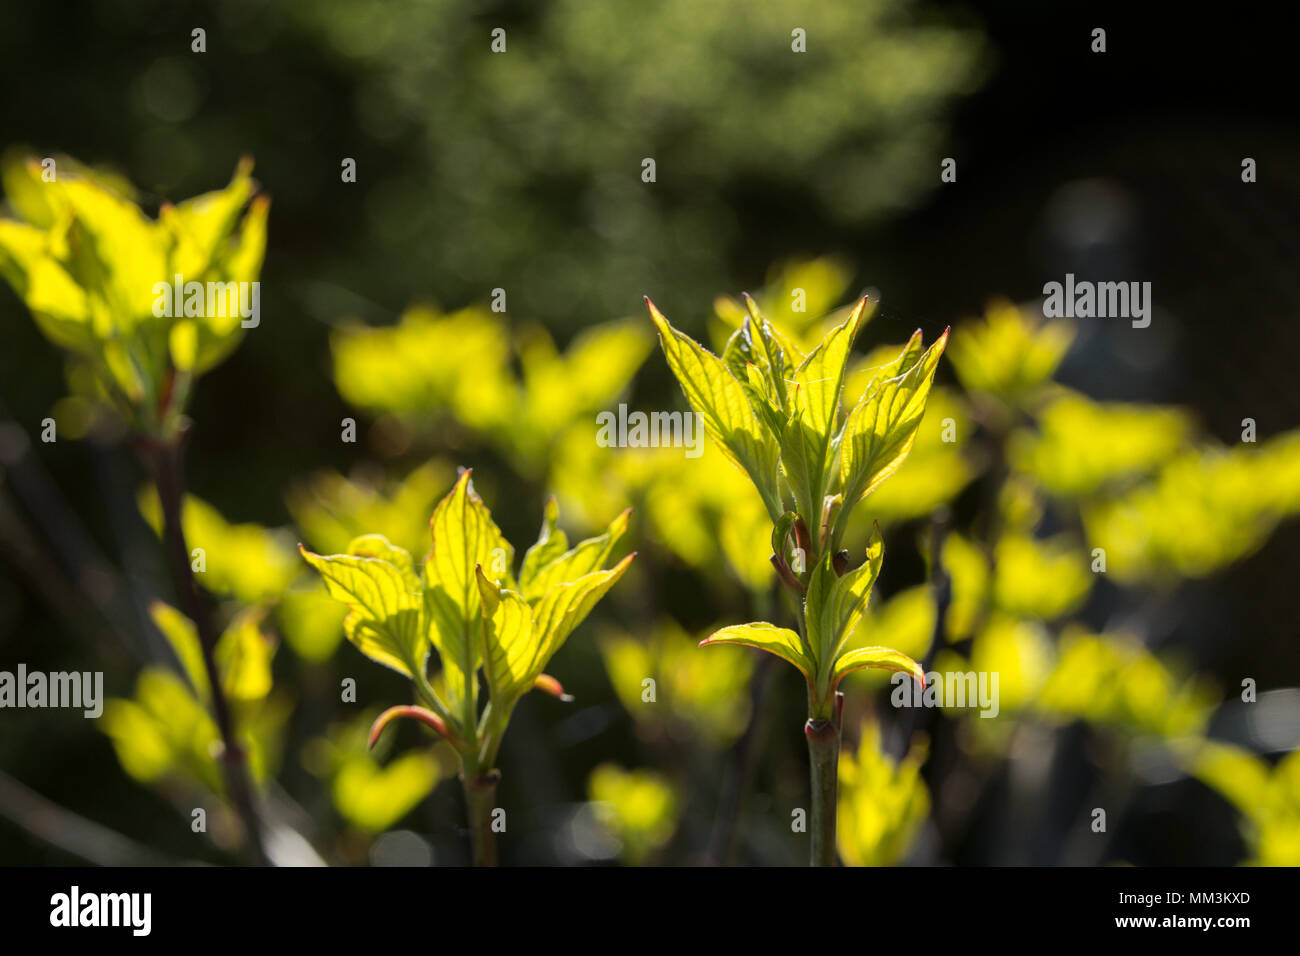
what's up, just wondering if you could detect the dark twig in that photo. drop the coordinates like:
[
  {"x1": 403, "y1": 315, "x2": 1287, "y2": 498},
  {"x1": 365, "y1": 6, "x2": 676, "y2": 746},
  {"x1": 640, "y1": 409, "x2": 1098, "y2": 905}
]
[{"x1": 138, "y1": 428, "x2": 269, "y2": 865}]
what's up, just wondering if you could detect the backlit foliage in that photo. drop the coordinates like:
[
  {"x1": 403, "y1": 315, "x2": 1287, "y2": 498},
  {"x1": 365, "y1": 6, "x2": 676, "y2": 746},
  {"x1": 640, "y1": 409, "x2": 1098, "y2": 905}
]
[{"x1": 0, "y1": 152, "x2": 267, "y2": 437}]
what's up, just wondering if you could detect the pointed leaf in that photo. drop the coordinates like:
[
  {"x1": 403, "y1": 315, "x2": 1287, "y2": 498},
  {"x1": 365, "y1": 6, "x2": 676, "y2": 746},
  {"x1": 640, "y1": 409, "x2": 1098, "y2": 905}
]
[
  {"x1": 647, "y1": 298, "x2": 781, "y2": 515},
  {"x1": 741, "y1": 292, "x2": 806, "y2": 386},
  {"x1": 854, "y1": 329, "x2": 925, "y2": 403},
  {"x1": 792, "y1": 297, "x2": 869, "y2": 436},
  {"x1": 777, "y1": 298, "x2": 871, "y2": 527},
  {"x1": 529, "y1": 554, "x2": 635, "y2": 678},
  {"x1": 832, "y1": 646, "x2": 926, "y2": 692},
  {"x1": 197, "y1": 190, "x2": 270, "y2": 373},
  {"x1": 161, "y1": 156, "x2": 255, "y2": 278},
  {"x1": 778, "y1": 407, "x2": 827, "y2": 532},
  {"x1": 840, "y1": 330, "x2": 948, "y2": 508},
  {"x1": 699, "y1": 622, "x2": 814, "y2": 680},
  {"x1": 423, "y1": 471, "x2": 513, "y2": 713},
  {"x1": 518, "y1": 497, "x2": 568, "y2": 592},
  {"x1": 520, "y1": 507, "x2": 630, "y2": 602}
]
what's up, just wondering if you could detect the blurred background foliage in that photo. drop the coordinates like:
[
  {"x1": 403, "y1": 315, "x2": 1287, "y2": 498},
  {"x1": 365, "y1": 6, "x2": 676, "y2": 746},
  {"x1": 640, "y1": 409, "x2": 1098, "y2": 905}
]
[{"x1": 1, "y1": 0, "x2": 1298, "y2": 866}]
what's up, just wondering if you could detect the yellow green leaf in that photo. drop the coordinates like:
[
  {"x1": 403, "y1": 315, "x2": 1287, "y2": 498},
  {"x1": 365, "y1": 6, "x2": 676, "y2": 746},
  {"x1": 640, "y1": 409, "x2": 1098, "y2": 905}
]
[
  {"x1": 791, "y1": 296, "x2": 869, "y2": 437},
  {"x1": 300, "y1": 545, "x2": 424, "y2": 678},
  {"x1": 1, "y1": 151, "x2": 62, "y2": 228},
  {"x1": 138, "y1": 489, "x2": 298, "y2": 603},
  {"x1": 519, "y1": 505, "x2": 630, "y2": 602},
  {"x1": 807, "y1": 528, "x2": 885, "y2": 675},
  {"x1": 600, "y1": 619, "x2": 754, "y2": 747},
  {"x1": 831, "y1": 646, "x2": 926, "y2": 692},
  {"x1": 101, "y1": 668, "x2": 221, "y2": 792},
  {"x1": 423, "y1": 470, "x2": 514, "y2": 714},
  {"x1": 699, "y1": 621, "x2": 814, "y2": 680},
  {"x1": 475, "y1": 567, "x2": 536, "y2": 702},
  {"x1": 837, "y1": 722, "x2": 929, "y2": 867},
  {"x1": 528, "y1": 555, "x2": 635, "y2": 678},
  {"x1": 1009, "y1": 391, "x2": 1191, "y2": 497},
  {"x1": 839, "y1": 329, "x2": 948, "y2": 509},
  {"x1": 347, "y1": 533, "x2": 421, "y2": 591},
  {"x1": 777, "y1": 410, "x2": 825, "y2": 535},
  {"x1": 843, "y1": 330, "x2": 925, "y2": 405},
  {"x1": 196, "y1": 193, "x2": 270, "y2": 373},
  {"x1": 515, "y1": 318, "x2": 654, "y2": 466},
  {"x1": 331, "y1": 304, "x2": 516, "y2": 429},
  {"x1": 160, "y1": 156, "x2": 255, "y2": 278},
  {"x1": 713, "y1": 258, "x2": 856, "y2": 350},
  {"x1": 168, "y1": 318, "x2": 199, "y2": 371},
  {"x1": 148, "y1": 600, "x2": 209, "y2": 702},
  {"x1": 0, "y1": 219, "x2": 93, "y2": 352},
  {"x1": 947, "y1": 299, "x2": 1073, "y2": 403},
  {"x1": 215, "y1": 608, "x2": 275, "y2": 702},
  {"x1": 723, "y1": 293, "x2": 805, "y2": 410},
  {"x1": 518, "y1": 496, "x2": 568, "y2": 591},
  {"x1": 647, "y1": 298, "x2": 782, "y2": 517},
  {"x1": 769, "y1": 297, "x2": 871, "y2": 524},
  {"x1": 276, "y1": 585, "x2": 347, "y2": 663},
  {"x1": 286, "y1": 459, "x2": 453, "y2": 559},
  {"x1": 588, "y1": 763, "x2": 678, "y2": 865},
  {"x1": 332, "y1": 751, "x2": 440, "y2": 834},
  {"x1": 58, "y1": 174, "x2": 171, "y2": 337},
  {"x1": 100, "y1": 698, "x2": 175, "y2": 783},
  {"x1": 992, "y1": 533, "x2": 1092, "y2": 620}
]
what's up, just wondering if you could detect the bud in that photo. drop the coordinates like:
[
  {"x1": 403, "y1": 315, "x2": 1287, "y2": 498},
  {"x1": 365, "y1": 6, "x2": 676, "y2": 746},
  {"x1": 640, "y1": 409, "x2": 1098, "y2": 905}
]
[{"x1": 771, "y1": 553, "x2": 803, "y2": 594}]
